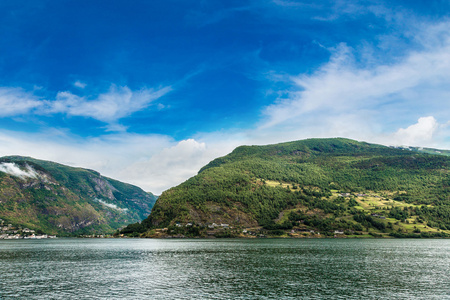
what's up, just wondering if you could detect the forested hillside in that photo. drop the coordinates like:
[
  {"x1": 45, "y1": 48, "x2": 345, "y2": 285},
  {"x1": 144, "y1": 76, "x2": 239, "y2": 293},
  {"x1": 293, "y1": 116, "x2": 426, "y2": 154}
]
[
  {"x1": 122, "y1": 138, "x2": 450, "y2": 238},
  {"x1": 0, "y1": 156, "x2": 157, "y2": 236}
]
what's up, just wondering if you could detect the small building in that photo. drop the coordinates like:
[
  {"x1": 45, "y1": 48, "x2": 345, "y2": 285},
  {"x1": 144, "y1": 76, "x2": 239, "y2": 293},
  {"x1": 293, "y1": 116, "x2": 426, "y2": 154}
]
[{"x1": 339, "y1": 193, "x2": 351, "y2": 197}]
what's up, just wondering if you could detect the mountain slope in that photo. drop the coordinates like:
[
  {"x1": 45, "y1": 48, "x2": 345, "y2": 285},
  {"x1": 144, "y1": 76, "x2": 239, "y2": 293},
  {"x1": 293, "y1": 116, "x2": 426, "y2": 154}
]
[
  {"x1": 122, "y1": 138, "x2": 450, "y2": 238},
  {"x1": 0, "y1": 156, "x2": 157, "y2": 235}
]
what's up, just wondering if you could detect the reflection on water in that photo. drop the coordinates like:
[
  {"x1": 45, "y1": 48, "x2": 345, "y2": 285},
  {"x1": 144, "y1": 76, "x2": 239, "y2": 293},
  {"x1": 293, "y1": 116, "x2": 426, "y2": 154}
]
[{"x1": 0, "y1": 238, "x2": 449, "y2": 299}]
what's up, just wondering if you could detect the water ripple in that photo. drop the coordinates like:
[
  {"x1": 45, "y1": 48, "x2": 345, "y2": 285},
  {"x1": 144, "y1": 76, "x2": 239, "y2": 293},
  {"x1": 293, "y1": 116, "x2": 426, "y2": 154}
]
[{"x1": 0, "y1": 239, "x2": 449, "y2": 299}]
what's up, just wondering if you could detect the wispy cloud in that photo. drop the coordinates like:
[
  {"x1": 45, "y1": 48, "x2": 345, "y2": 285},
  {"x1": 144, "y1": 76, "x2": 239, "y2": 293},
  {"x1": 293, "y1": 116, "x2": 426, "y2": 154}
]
[
  {"x1": 0, "y1": 127, "x2": 229, "y2": 194},
  {"x1": 271, "y1": 0, "x2": 312, "y2": 8},
  {"x1": 185, "y1": 4, "x2": 255, "y2": 27},
  {"x1": 73, "y1": 81, "x2": 87, "y2": 89},
  {"x1": 270, "y1": 0, "x2": 386, "y2": 23},
  {"x1": 260, "y1": 20, "x2": 450, "y2": 147},
  {"x1": 94, "y1": 198, "x2": 127, "y2": 211},
  {"x1": 0, "y1": 87, "x2": 42, "y2": 117},
  {"x1": 48, "y1": 85, "x2": 172, "y2": 123},
  {"x1": 0, "y1": 84, "x2": 172, "y2": 128},
  {"x1": 119, "y1": 139, "x2": 214, "y2": 193}
]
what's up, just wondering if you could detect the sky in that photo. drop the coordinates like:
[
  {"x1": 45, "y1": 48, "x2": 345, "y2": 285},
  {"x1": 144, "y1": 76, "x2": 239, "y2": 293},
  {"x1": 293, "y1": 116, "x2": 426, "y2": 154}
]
[{"x1": 1, "y1": 0, "x2": 450, "y2": 194}]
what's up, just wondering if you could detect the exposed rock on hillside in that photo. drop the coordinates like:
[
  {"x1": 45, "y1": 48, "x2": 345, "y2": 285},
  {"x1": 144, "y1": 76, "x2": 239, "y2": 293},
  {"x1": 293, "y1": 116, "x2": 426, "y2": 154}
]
[{"x1": 0, "y1": 156, "x2": 157, "y2": 235}]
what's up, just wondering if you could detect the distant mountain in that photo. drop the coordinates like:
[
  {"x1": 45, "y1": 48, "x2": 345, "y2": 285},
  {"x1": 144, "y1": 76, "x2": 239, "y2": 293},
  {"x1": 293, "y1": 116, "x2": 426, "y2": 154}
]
[
  {"x1": 0, "y1": 156, "x2": 157, "y2": 235},
  {"x1": 122, "y1": 138, "x2": 450, "y2": 238}
]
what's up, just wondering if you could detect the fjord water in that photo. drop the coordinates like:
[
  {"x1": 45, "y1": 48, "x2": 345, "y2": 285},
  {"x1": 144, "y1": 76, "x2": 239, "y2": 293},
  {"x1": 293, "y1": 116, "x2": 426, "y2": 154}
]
[{"x1": 1, "y1": 239, "x2": 449, "y2": 299}]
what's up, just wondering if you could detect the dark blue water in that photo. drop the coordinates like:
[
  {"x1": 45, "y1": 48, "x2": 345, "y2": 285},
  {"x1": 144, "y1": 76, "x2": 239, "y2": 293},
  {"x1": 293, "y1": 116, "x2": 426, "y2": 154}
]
[{"x1": 0, "y1": 239, "x2": 449, "y2": 299}]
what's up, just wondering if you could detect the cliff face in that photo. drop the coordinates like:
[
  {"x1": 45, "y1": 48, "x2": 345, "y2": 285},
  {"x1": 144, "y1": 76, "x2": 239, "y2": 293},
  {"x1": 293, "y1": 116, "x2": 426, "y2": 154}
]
[{"x1": 0, "y1": 156, "x2": 157, "y2": 235}]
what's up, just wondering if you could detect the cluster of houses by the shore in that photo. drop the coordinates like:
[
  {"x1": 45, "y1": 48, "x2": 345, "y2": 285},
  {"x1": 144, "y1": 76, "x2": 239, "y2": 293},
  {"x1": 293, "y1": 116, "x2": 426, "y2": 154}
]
[
  {"x1": 171, "y1": 222, "x2": 353, "y2": 237},
  {"x1": 0, "y1": 219, "x2": 56, "y2": 239},
  {"x1": 175, "y1": 222, "x2": 231, "y2": 229}
]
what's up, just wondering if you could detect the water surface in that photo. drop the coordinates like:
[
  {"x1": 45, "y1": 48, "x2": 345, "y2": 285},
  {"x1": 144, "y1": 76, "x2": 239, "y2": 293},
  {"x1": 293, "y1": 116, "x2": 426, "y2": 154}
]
[{"x1": 1, "y1": 238, "x2": 449, "y2": 299}]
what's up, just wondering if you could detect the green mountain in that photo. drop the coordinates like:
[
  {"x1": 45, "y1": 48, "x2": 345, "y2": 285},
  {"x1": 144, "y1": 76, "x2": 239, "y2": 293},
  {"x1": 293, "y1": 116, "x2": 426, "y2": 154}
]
[
  {"x1": 0, "y1": 156, "x2": 157, "y2": 235},
  {"x1": 122, "y1": 138, "x2": 450, "y2": 238}
]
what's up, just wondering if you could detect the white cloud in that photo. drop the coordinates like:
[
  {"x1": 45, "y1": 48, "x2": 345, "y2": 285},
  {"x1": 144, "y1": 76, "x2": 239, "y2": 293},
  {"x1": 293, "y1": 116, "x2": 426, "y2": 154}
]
[
  {"x1": 94, "y1": 198, "x2": 127, "y2": 211},
  {"x1": 0, "y1": 130, "x2": 227, "y2": 194},
  {"x1": 0, "y1": 87, "x2": 42, "y2": 117},
  {"x1": 0, "y1": 162, "x2": 38, "y2": 179},
  {"x1": 73, "y1": 81, "x2": 87, "y2": 89},
  {"x1": 259, "y1": 20, "x2": 450, "y2": 148},
  {"x1": 264, "y1": 41, "x2": 450, "y2": 127},
  {"x1": 0, "y1": 126, "x2": 248, "y2": 194},
  {"x1": 392, "y1": 116, "x2": 439, "y2": 146},
  {"x1": 103, "y1": 123, "x2": 129, "y2": 132},
  {"x1": 49, "y1": 85, "x2": 172, "y2": 123},
  {"x1": 118, "y1": 139, "x2": 228, "y2": 193},
  {"x1": 0, "y1": 84, "x2": 172, "y2": 127}
]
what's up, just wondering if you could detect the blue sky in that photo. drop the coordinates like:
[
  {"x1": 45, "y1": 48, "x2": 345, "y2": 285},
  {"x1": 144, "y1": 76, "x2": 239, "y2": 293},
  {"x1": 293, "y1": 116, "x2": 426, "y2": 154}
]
[{"x1": 1, "y1": 0, "x2": 450, "y2": 193}]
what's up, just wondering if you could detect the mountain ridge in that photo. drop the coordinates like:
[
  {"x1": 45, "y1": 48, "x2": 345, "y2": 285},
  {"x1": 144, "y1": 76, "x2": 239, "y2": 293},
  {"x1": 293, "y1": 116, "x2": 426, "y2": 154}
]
[{"x1": 121, "y1": 138, "x2": 450, "y2": 238}]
